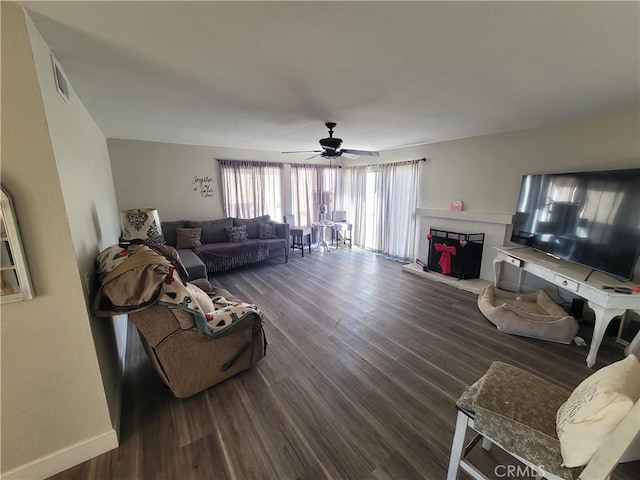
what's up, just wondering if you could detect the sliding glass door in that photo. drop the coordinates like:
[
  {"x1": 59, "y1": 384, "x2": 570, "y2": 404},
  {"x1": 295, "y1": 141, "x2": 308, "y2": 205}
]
[{"x1": 340, "y1": 160, "x2": 420, "y2": 261}]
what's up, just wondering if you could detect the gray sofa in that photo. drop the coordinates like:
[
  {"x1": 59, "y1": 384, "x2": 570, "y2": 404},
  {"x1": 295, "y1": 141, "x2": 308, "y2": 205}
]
[{"x1": 161, "y1": 215, "x2": 289, "y2": 279}]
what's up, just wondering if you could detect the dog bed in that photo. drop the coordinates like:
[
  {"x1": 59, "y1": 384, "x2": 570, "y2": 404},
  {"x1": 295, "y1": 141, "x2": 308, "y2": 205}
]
[{"x1": 478, "y1": 285, "x2": 579, "y2": 344}]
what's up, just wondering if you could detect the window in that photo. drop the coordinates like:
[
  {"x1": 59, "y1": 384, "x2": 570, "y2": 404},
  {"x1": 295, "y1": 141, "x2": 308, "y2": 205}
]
[
  {"x1": 291, "y1": 164, "x2": 338, "y2": 226},
  {"x1": 219, "y1": 160, "x2": 284, "y2": 220}
]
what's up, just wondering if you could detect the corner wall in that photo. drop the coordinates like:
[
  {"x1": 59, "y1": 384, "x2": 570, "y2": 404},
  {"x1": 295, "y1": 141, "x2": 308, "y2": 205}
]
[
  {"x1": 25, "y1": 9, "x2": 126, "y2": 438},
  {"x1": 1, "y1": 3, "x2": 118, "y2": 477}
]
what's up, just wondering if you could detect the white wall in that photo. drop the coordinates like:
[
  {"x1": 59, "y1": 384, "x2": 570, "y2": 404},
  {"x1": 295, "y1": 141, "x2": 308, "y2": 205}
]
[
  {"x1": 108, "y1": 139, "x2": 294, "y2": 222},
  {"x1": 1, "y1": 3, "x2": 118, "y2": 477},
  {"x1": 377, "y1": 112, "x2": 639, "y2": 282},
  {"x1": 25, "y1": 12, "x2": 127, "y2": 440},
  {"x1": 109, "y1": 112, "x2": 639, "y2": 226},
  {"x1": 370, "y1": 111, "x2": 639, "y2": 213},
  {"x1": 108, "y1": 112, "x2": 639, "y2": 284}
]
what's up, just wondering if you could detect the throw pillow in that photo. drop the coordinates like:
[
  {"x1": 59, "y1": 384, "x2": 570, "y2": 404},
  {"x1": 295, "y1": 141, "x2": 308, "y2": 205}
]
[
  {"x1": 175, "y1": 228, "x2": 202, "y2": 249},
  {"x1": 556, "y1": 355, "x2": 640, "y2": 467},
  {"x1": 234, "y1": 215, "x2": 271, "y2": 239},
  {"x1": 225, "y1": 225, "x2": 248, "y2": 243},
  {"x1": 258, "y1": 223, "x2": 277, "y2": 239}
]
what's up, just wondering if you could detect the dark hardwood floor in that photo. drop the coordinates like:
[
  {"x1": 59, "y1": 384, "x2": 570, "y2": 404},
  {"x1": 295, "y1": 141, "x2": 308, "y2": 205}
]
[{"x1": 51, "y1": 248, "x2": 638, "y2": 479}]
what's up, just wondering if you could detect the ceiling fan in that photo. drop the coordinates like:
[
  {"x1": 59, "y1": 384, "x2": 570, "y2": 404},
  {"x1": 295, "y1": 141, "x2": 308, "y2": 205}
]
[{"x1": 283, "y1": 122, "x2": 380, "y2": 160}]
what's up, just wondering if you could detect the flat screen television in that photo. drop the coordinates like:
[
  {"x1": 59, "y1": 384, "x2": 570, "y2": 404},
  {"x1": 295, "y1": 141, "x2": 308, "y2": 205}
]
[{"x1": 510, "y1": 168, "x2": 640, "y2": 281}]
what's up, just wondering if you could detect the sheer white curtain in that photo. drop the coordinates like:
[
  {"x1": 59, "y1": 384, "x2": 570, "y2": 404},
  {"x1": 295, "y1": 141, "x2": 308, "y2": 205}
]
[
  {"x1": 372, "y1": 160, "x2": 421, "y2": 261},
  {"x1": 337, "y1": 166, "x2": 368, "y2": 247},
  {"x1": 291, "y1": 163, "x2": 338, "y2": 226},
  {"x1": 218, "y1": 160, "x2": 284, "y2": 219}
]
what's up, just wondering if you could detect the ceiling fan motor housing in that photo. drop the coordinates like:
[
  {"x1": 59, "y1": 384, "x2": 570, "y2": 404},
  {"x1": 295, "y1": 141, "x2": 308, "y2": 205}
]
[{"x1": 319, "y1": 137, "x2": 343, "y2": 150}]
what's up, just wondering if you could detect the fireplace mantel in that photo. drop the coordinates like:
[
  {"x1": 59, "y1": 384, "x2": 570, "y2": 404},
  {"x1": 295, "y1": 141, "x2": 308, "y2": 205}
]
[{"x1": 416, "y1": 208, "x2": 512, "y2": 225}]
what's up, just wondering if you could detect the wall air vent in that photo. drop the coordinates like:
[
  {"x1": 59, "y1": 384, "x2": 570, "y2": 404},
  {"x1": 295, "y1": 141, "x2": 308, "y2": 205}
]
[{"x1": 51, "y1": 55, "x2": 70, "y2": 103}]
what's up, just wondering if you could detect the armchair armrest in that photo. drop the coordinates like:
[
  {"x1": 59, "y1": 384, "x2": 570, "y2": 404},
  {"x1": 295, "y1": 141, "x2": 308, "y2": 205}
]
[{"x1": 271, "y1": 221, "x2": 290, "y2": 250}]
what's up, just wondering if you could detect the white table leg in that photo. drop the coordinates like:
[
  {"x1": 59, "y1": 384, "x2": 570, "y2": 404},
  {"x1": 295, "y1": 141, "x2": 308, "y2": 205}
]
[
  {"x1": 586, "y1": 303, "x2": 626, "y2": 368},
  {"x1": 315, "y1": 224, "x2": 330, "y2": 252},
  {"x1": 627, "y1": 329, "x2": 640, "y2": 357},
  {"x1": 516, "y1": 269, "x2": 525, "y2": 293},
  {"x1": 493, "y1": 258, "x2": 503, "y2": 287}
]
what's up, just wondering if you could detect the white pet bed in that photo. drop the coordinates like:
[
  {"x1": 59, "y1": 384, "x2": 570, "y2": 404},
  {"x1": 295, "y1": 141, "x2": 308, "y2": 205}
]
[{"x1": 478, "y1": 285, "x2": 579, "y2": 344}]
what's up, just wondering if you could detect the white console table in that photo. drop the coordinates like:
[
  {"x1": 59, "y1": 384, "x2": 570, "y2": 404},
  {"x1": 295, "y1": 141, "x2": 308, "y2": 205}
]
[{"x1": 493, "y1": 246, "x2": 640, "y2": 368}]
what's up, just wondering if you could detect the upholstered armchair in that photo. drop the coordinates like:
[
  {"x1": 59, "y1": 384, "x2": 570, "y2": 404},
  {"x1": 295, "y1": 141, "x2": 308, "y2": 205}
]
[
  {"x1": 93, "y1": 243, "x2": 267, "y2": 398},
  {"x1": 129, "y1": 278, "x2": 267, "y2": 398}
]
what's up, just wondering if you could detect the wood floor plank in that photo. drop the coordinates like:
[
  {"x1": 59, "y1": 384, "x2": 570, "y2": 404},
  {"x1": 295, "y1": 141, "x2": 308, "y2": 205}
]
[{"x1": 48, "y1": 249, "x2": 637, "y2": 479}]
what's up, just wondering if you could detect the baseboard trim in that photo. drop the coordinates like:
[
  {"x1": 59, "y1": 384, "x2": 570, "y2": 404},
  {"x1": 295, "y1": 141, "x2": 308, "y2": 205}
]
[{"x1": 1, "y1": 429, "x2": 118, "y2": 480}]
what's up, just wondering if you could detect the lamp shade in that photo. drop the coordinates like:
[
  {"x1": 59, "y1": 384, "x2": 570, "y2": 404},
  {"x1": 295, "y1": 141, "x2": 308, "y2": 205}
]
[{"x1": 120, "y1": 208, "x2": 164, "y2": 244}]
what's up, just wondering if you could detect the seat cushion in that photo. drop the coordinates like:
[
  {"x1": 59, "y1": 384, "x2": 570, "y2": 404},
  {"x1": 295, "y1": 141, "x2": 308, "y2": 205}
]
[
  {"x1": 290, "y1": 225, "x2": 311, "y2": 236},
  {"x1": 462, "y1": 362, "x2": 579, "y2": 479},
  {"x1": 177, "y1": 248, "x2": 207, "y2": 280},
  {"x1": 261, "y1": 238, "x2": 287, "y2": 254}
]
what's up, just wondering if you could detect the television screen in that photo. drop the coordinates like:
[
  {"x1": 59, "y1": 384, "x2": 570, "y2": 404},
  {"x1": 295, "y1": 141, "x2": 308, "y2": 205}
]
[{"x1": 510, "y1": 169, "x2": 640, "y2": 281}]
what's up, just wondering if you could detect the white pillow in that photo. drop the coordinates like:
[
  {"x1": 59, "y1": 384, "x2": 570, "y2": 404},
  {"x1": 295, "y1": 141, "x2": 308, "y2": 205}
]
[{"x1": 556, "y1": 355, "x2": 640, "y2": 467}]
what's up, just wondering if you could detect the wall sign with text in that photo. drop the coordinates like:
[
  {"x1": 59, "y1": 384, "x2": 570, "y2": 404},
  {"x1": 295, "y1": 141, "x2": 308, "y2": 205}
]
[{"x1": 192, "y1": 175, "x2": 215, "y2": 198}]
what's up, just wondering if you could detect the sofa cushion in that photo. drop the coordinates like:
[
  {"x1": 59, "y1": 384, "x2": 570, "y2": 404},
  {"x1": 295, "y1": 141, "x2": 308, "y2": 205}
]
[
  {"x1": 226, "y1": 225, "x2": 249, "y2": 242},
  {"x1": 161, "y1": 220, "x2": 186, "y2": 247},
  {"x1": 175, "y1": 227, "x2": 202, "y2": 249},
  {"x1": 234, "y1": 215, "x2": 271, "y2": 239},
  {"x1": 258, "y1": 222, "x2": 278, "y2": 239},
  {"x1": 187, "y1": 218, "x2": 234, "y2": 244},
  {"x1": 177, "y1": 248, "x2": 207, "y2": 280}
]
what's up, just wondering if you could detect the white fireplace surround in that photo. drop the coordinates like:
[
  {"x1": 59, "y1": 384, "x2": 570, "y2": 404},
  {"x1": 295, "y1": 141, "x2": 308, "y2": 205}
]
[{"x1": 415, "y1": 207, "x2": 513, "y2": 281}]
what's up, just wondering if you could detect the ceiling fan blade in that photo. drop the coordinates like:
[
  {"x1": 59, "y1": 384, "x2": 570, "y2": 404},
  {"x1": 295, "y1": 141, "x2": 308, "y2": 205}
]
[
  {"x1": 341, "y1": 149, "x2": 380, "y2": 157},
  {"x1": 282, "y1": 150, "x2": 322, "y2": 154},
  {"x1": 303, "y1": 154, "x2": 321, "y2": 161},
  {"x1": 341, "y1": 152, "x2": 359, "y2": 159}
]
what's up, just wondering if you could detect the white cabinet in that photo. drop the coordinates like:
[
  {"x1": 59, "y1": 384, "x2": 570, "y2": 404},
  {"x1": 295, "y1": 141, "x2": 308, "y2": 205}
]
[{"x1": 1, "y1": 187, "x2": 33, "y2": 303}]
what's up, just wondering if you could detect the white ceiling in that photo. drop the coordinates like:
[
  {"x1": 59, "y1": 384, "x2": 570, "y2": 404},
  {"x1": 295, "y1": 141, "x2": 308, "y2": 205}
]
[{"x1": 22, "y1": 1, "x2": 640, "y2": 153}]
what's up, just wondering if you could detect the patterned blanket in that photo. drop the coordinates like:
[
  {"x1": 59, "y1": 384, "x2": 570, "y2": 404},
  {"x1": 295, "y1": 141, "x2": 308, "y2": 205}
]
[
  {"x1": 157, "y1": 269, "x2": 261, "y2": 335},
  {"x1": 94, "y1": 243, "x2": 262, "y2": 336}
]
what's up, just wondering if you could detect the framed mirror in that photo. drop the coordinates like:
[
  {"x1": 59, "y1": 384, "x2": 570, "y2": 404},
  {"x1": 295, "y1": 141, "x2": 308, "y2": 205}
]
[{"x1": 1, "y1": 186, "x2": 33, "y2": 303}]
